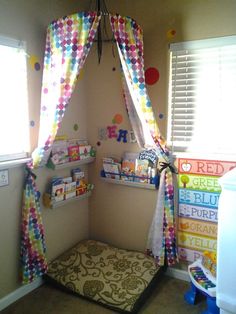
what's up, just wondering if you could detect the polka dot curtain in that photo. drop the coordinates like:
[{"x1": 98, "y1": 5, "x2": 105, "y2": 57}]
[
  {"x1": 21, "y1": 12, "x2": 100, "y2": 284},
  {"x1": 30, "y1": 12, "x2": 100, "y2": 169},
  {"x1": 110, "y1": 14, "x2": 178, "y2": 266},
  {"x1": 20, "y1": 170, "x2": 47, "y2": 284}
]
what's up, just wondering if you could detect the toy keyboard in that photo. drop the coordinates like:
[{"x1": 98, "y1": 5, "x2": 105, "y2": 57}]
[{"x1": 188, "y1": 260, "x2": 216, "y2": 297}]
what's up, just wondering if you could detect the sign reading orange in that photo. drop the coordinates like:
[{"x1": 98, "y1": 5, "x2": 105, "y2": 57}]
[{"x1": 178, "y1": 217, "x2": 217, "y2": 238}]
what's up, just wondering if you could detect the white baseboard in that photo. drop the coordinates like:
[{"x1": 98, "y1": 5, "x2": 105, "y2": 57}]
[
  {"x1": 0, "y1": 277, "x2": 43, "y2": 311},
  {"x1": 165, "y1": 267, "x2": 190, "y2": 282}
]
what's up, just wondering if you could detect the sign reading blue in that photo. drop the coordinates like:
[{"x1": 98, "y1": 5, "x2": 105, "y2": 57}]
[{"x1": 179, "y1": 189, "x2": 220, "y2": 209}]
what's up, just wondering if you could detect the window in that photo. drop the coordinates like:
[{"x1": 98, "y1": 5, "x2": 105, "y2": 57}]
[
  {"x1": 0, "y1": 35, "x2": 29, "y2": 162},
  {"x1": 167, "y1": 35, "x2": 236, "y2": 155}
]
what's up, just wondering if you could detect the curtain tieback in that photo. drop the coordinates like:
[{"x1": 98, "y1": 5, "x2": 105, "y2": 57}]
[
  {"x1": 159, "y1": 162, "x2": 178, "y2": 174},
  {"x1": 25, "y1": 167, "x2": 37, "y2": 180}
]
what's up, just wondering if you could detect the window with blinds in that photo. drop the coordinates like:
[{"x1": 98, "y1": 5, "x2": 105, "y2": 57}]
[{"x1": 167, "y1": 35, "x2": 236, "y2": 155}]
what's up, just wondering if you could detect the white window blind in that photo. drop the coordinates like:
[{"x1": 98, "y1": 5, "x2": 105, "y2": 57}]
[
  {"x1": 168, "y1": 35, "x2": 236, "y2": 155},
  {"x1": 0, "y1": 35, "x2": 30, "y2": 162}
]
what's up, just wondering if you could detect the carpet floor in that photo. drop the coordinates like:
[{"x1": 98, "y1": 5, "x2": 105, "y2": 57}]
[{"x1": 2, "y1": 276, "x2": 207, "y2": 314}]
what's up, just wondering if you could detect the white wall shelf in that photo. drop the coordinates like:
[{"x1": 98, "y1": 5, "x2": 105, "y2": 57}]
[
  {"x1": 100, "y1": 177, "x2": 157, "y2": 190},
  {"x1": 47, "y1": 156, "x2": 95, "y2": 170},
  {"x1": 43, "y1": 191, "x2": 92, "y2": 209}
]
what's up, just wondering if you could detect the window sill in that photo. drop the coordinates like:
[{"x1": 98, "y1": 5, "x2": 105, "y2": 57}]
[{"x1": 0, "y1": 158, "x2": 31, "y2": 170}]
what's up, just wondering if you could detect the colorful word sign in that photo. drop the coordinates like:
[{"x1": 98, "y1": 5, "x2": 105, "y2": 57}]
[
  {"x1": 179, "y1": 203, "x2": 218, "y2": 223},
  {"x1": 178, "y1": 217, "x2": 217, "y2": 238},
  {"x1": 177, "y1": 158, "x2": 230, "y2": 262},
  {"x1": 179, "y1": 189, "x2": 220, "y2": 209},
  {"x1": 178, "y1": 247, "x2": 203, "y2": 263},
  {"x1": 179, "y1": 158, "x2": 236, "y2": 177},
  {"x1": 178, "y1": 174, "x2": 221, "y2": 193},
  {"x1": 178, "y1": 231, "x2": 217, "y2": 253},
  {"x1": 98, "y1": 127, "x2": 137, "y2": 143}
]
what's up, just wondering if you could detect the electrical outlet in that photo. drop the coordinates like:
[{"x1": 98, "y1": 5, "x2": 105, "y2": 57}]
[{"x1": 0, "y1": 169, "x2": 9, "y2": 187}]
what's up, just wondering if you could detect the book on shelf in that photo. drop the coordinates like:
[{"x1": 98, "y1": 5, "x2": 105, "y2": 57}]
[
  {"x1": 51, "y1": 140, "x2": 69, "y2": 165},
  {"x1": 134, "y1": 159, "x2": 149, "y2": 183},
  {"x1": 103, "y1": 157, "x2": 121, "y2": 180},
  {"x1": 121, "y1": 159, "x2": 135, "y2": 181},
  {"x1": 68, "y1": 145, "x2": 80, "y2": 162}
]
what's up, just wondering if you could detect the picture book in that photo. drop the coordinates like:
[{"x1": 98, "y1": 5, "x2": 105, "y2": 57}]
[
  {"x1": 79, "y1": 145, "x2": 91, "y2": 159},
  {"x1": 121, "y1": 159, "x2": 135, "y2": 181},
  {"x1": 68, "y1": 145, "x2": 79, "y2": 162},
  {"x1": 134, "y1": 159, "x2": 149, "y2": 183},
  {"x1": 51, "y1": 140, "x2": 68, "y2": 165},
  {"x1": 103, "y1": 162, "x2": 121, "y2": 180},
  {"x1": 51, "y1": 183, "x2": 64, "y2": 202},
  {"x1": 139, "y1": 148, "x2": 158, "y2": 166},
  {"x1": 64, "y1": 181, "x2": 76, "y2": 200}
]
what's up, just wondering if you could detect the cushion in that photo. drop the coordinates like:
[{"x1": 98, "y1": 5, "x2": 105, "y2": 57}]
[{"x1": 46, "y1": 239, "x2": 162, "y2": 313}]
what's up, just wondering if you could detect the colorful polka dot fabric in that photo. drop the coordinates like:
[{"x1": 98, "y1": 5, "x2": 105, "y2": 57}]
[
  {"x1": 110, "y1": 14, "x2": 178, "y2": 266},
  {"x1": 22, "y1": 12, "x2": 100, "y2": 284},
  {"x1": 30, "y1": 12, "x2": 100, "y2": 169},
  {"x1": 20, "y1": 170, "x2": 47, "y2": 284}
]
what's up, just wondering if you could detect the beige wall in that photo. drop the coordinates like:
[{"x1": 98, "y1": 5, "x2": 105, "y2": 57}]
[{"x1": 0, "y1": 0, "x2": 236, "y2": 300}]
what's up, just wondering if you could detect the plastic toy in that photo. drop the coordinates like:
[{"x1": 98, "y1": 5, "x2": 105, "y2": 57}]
[{"x1": 184, "y1": 256, "x2": 219, "y2": 314}]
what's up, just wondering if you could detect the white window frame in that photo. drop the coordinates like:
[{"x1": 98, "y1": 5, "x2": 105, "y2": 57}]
[
  {"x1": 167, "y1": 35, "x2": 236, "y2": 157},
  {"x1": 0, "y1": 35, "x2": 30, "y2": 164}
]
